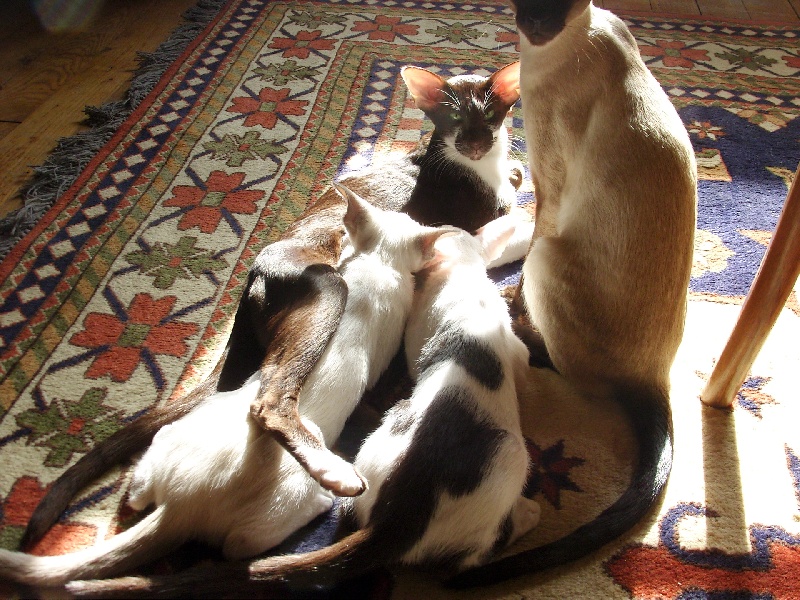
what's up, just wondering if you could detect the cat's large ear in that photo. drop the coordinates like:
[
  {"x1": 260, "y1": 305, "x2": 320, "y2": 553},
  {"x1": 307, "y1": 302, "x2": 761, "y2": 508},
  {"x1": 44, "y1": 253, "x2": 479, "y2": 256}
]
[
  {"x1": 401, "y1": 66, "x2": 446, "y2": 112},
  {"x1": 417, "y1": 227, "x2": 461, "y2": 269},
  {"x1": 333, "y1": 183, "x2": 373, "y2": 235},
  {"x1": 474, "y1": 214, "x2": 517, "y2": 265},
  {"x1": 488, "y1": 61, "x2": 521, "y2": 106}
]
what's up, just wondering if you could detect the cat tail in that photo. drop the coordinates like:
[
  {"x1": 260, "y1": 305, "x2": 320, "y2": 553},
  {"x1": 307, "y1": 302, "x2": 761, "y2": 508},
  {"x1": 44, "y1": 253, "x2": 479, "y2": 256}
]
[
  {"x1": 0, "y1": 505, "x2": 181, "y2": 588},
  {"x1": 66, "y1": 527, "x2": 386, "y2": 599},
  {"x1": 447, "y1": 381, "x2": 673, "y2": 588},
  {"x1": 20, "y1": 351, "x2": 226, "y2": 551}
]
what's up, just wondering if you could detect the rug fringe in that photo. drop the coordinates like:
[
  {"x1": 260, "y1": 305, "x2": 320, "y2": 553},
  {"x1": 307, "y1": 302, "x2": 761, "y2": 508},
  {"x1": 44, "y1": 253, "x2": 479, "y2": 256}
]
[{"x1": 0, "y1": 0, "x2": 229, "y2": 261}]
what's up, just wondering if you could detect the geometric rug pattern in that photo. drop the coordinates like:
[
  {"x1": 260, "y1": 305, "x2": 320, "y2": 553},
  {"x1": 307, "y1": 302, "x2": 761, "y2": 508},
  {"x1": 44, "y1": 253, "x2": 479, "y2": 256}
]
[{"x1": 1, "y1": 1, "x2": 798, "y2": 598}]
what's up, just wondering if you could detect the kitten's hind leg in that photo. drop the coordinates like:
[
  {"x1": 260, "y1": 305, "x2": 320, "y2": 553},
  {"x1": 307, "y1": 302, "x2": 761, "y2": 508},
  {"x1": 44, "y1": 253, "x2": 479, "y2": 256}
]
[
  {"x1": 296, "y1": 418, "x2": 367, "y2": 497},
  {"x1": 247, "y1": 263, "x2": 366, "y2": 496},
  {"x1": 19, "y1": 353, "x2": 226, "y2": 550}
]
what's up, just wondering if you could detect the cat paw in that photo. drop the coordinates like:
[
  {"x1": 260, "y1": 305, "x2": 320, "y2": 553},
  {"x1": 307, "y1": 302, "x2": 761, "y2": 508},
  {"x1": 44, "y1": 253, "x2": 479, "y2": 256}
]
[
  {"x1": 127, "y1": 477, "x2": 154, "y2": 511},
  {"x1": 306, "y1": 452, "x2": 367, "y2": 497},
  {"x1": 508, "y1": 160, "x2": 524, "y2": 190},
  {"x1": 318, "y1": 465, "x2": 368, "y2": 498},
  {"x1": 311, "y1": 489, "x2": 336, "y2": 513},
  {"x1": 509, "y1": 496, "x2": 541, "y2": 543}
]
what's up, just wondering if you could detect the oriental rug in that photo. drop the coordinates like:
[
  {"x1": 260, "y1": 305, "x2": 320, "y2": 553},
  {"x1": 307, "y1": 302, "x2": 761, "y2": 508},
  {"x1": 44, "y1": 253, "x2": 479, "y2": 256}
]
[{"x1": 1, "y1": 1, "x2": 799, "y2": 599}]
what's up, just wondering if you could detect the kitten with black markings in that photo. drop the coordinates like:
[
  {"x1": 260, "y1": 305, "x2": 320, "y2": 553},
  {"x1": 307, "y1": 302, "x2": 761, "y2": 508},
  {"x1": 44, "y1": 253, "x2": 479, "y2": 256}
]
[
  {"x1": 20, "y1": 61, "x2": 531, "y2": 550},
  {"x1": 0, "y1": 186, "x2": 451, "y2": 588},
  {"x1": 65, "y1": 215, "x2": 540, "y2": 598}
]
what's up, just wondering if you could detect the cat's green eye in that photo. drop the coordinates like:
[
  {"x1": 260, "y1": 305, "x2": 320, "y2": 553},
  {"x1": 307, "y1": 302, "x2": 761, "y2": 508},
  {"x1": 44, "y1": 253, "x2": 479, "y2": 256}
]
[
  {"x1": 485, "y1": 109, "x2": 495, "y2": 120},
  {"x1": 449, "y1": 112, "x2": 462, "y2": 122}
]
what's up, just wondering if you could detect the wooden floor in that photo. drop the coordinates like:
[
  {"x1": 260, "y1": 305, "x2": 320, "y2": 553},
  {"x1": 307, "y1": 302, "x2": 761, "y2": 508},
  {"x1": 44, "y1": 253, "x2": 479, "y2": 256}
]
[{"x1": 1, "y1": 0, "x2": 798, "y2": 222}]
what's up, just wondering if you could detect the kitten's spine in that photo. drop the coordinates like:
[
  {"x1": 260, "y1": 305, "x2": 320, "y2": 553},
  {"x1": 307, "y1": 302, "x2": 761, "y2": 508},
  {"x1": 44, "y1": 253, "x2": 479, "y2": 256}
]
[{"x1": 0, "y1": 506, "x2": 179, "y2": 587}]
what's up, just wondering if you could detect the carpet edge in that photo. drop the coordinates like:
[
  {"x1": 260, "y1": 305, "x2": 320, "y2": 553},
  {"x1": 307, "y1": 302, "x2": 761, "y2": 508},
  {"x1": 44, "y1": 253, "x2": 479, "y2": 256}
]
[{"x1": 0, "y1": 0, "x2": 230, "y2": 262}]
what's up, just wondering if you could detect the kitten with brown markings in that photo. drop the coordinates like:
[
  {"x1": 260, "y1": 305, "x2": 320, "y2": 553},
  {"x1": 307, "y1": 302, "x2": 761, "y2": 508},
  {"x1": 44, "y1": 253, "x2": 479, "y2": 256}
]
[
  {"x1": 65, "y1": 216, "x2": 540, "y2": 599},
  {"x1": 0, "y1": 186, "x2": 451, "y2": 588},
  {"x1": 20, "y1": 61, "x2": 527, "y2": 549}
]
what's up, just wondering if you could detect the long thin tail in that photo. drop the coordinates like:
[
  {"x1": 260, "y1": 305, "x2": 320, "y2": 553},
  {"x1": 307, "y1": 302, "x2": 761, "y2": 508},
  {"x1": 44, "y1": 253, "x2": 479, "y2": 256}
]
[
  {"x1": 20, "y1": 352, "x2": 226, "y2": 551},
  {"x1": 67, "y1": 528, "x2": 384, "y2": 599},
  {"x1": 448, "y1": 382, "x2": 673, "y2": 588},
  {"x1": 0, "y1": 506, "x2": 179, "y2": 587}
]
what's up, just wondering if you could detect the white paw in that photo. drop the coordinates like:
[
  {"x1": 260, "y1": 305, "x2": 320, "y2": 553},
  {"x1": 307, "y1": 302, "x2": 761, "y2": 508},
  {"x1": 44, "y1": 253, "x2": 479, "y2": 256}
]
[
  {"x1": 319, "y1": 464, "x2": 367, "y2": 497},
  {"x1": 509, "y1": 496, "x2": 541, "y2": 543},
  {"x1": 521, "y1": 497, "x2": 541, "y2": 530},
  {"x1": 308, "y1": 452, "x2": 367, "y2": 497},
  {"x1": 311, "y1": 490, "x2": 336, "y2": 513}
]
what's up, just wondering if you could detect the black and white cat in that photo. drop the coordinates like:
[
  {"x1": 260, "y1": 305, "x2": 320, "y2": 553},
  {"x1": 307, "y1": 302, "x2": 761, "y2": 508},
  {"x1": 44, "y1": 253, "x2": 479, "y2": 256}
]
[
  {"x1": 65, "y1": 216, "x2": 540, "y2": 598},
  {"x1": 20, "y1": 61, "x2": 531, "y2": 550},
  {"x1": 341, "y1": 60, "x2": 533, "y2": 263},
  {"x1": 0, "y1": 186, "x2": 452, "y2": 588}
]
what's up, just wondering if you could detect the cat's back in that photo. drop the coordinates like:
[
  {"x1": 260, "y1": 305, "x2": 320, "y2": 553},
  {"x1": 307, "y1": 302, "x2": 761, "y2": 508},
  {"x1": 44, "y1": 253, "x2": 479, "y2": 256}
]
[
  {"x1": 338, "y1": 152, "x2": 419, "y2": 213},
  {"x1": 338, "y1": 250, "x2": 410, "y2": 334},
  {"x1": 407, "y1": 244, "x2": 525, "y2": 423},
  {"x1": 298, "y1": 250, "x2": 412, "y2": 431}
]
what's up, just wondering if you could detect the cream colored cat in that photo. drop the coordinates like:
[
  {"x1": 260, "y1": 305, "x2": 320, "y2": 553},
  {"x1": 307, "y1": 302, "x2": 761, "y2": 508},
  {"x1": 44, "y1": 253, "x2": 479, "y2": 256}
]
[{"x1": 452, "y1": 0, "x2": 697, "y2": 587}]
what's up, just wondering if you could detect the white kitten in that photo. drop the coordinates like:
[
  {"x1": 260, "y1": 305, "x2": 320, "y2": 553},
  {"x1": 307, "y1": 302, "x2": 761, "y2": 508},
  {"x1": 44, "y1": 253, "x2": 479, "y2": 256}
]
[
  {"x1": 0, "y1": 186, "x2": 447, "y2": 588},
  {"x1": 71, "y1": 216, "x2": 542, "y2": 598}
]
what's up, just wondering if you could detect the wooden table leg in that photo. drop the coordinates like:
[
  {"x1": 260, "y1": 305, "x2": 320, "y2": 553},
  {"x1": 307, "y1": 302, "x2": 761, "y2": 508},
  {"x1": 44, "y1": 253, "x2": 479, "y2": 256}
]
[{"x1": 701, "y1": 162, "x2": 800, "y2": 408}]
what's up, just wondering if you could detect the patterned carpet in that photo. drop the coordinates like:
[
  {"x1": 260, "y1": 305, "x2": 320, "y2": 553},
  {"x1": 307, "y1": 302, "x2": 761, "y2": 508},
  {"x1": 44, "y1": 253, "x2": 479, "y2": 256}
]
[{"x1": 1, "y1": 1, "x2": 799, "y2": 598}]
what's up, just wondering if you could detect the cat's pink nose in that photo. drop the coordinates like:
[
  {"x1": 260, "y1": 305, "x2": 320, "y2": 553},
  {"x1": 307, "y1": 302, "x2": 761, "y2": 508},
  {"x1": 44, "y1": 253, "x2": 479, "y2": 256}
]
[{"x1": 464, "y1": 147, "x2": 485, "y2": 161}]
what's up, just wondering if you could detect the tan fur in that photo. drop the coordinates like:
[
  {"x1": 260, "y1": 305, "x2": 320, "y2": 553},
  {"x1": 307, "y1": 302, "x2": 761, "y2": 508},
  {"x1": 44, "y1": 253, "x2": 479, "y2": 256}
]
[
  {"x1": 449, "y1": 1, "x2": 697, "y2": 587},
  {"x1": 520, "y1": 1, "x2": 696, "y2": 395}
]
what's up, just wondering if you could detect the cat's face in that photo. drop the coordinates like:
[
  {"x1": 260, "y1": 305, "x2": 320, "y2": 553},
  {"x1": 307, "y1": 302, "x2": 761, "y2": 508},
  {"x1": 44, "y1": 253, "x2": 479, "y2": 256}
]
[
  {"x1": 431, "y1": 75, "x2": 511, "y2": 161},
  {"x1": 508, "y1": 0, "x2": 590, "y2": 46},
  {"x1": 402, "y1": 63, "x2": 520, "y2": 162}
]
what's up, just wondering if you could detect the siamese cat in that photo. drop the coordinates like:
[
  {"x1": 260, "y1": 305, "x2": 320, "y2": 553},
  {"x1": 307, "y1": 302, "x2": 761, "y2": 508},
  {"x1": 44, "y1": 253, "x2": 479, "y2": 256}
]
[
  {"x1": 0, "y1": 186, "x2": 452, "y2": 588},
  {"x1": 66, "y1": 217, "x2": 541, "y2": 598},
  {"x1": 20, "y1": 61, "x2": 529, "y2": 549},
  {"x1": 450, "y1": 0, "x2": 697, "y2": 588}
]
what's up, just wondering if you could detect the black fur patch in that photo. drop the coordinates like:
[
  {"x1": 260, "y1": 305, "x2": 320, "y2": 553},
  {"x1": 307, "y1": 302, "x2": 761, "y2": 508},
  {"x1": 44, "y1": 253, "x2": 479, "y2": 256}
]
[
  {"x1": 404, "y1": 141, "x2": 504, "y2": 233},
  {"x1": 417, "y1": 323, "x2": 504, "y2": 391},
  {"x1": 368, "y1": 386, "x2": 507, "y2": 560}
]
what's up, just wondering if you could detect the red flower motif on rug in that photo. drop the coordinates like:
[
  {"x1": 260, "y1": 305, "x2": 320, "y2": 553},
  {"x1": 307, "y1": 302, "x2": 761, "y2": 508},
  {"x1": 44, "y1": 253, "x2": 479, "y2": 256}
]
[
  {"x1": 163, "y1": 170, "x2": 264, "y2": 233},
  {"x1": 268, "y1": 30, "x2": 335, "y2": 59},
  {"x1": 0, "y1": 477, "x2": 96, "y2": 556},
  {"x1": 782, "y1": 54, "x2": 800, "y2": 68},
  {"x1": 639, "y1": 40, "x2": 709, "y2": 68},
  {"x1": 69, "y1": 293, "x2": 199, "y2": 383},
  {"x1": 226, "y1": 87, "x2": 309, "y2": 130},
  {"x1": 352, "y1": 15, "x2": 418, "y2": 42}
]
